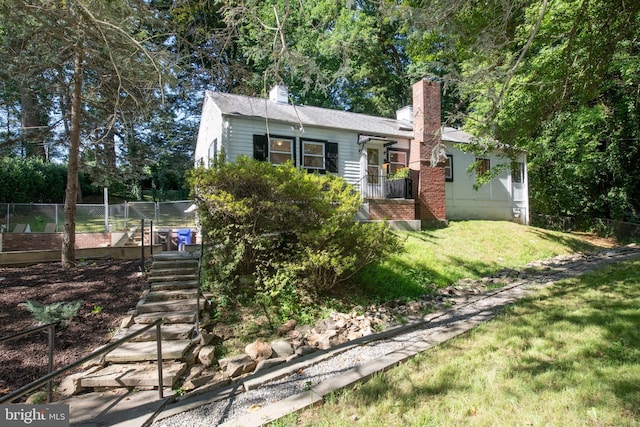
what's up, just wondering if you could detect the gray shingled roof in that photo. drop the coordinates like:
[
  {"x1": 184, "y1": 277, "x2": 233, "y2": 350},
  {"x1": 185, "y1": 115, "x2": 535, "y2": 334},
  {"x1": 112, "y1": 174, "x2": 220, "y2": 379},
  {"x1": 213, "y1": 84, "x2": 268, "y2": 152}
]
[{"x1": 205, "y1": 90, "x2": 474, "y2": 143}]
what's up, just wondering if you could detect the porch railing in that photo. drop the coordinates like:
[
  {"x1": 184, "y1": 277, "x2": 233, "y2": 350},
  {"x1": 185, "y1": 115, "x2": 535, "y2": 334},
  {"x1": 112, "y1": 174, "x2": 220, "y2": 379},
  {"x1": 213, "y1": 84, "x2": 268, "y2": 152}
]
[{"x1": 355, "y1": 175, "x2": 413, "y2": 200}]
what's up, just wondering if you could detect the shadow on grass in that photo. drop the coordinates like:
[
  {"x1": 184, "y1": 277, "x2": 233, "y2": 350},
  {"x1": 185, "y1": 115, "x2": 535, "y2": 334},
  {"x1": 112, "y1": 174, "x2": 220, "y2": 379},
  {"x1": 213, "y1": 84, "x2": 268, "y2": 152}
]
[
  {"x1": 331, "y1": 259, "x2": 640, "y2": 421},
  {"x1": 528, "y1": 227, "x2": 603, "y2": 252}
]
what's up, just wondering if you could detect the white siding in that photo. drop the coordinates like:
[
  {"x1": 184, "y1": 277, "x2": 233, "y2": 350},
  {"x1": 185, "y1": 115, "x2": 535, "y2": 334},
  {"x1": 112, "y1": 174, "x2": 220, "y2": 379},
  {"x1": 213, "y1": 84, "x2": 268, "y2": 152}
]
[
  {"x1": 445, "y1": 143, "x2": 529, "y2": 224},
  {"x1": 195, "y1": 95, "x2": 224, "y2": 167},
  {"x1": 222, "y1": 116, "x2": 363, "y2": 178}
]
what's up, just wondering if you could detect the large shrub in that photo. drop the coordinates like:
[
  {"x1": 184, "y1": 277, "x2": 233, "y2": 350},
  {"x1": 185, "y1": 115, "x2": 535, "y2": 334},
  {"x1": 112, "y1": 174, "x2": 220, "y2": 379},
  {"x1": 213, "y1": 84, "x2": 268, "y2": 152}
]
[{"x1": 189, "y1": 157, "x2": 401, "y2": 321}]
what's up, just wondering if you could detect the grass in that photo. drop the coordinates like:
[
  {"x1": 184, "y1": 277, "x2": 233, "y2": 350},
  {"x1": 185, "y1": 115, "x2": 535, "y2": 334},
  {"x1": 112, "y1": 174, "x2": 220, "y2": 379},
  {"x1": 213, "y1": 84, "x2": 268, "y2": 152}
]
[
  {"x1": 274, "y1": 259, "x2": 640, "y2": 426},
  {"x1": 353, "y1": 220, "x2": 601, "y2": 302}
]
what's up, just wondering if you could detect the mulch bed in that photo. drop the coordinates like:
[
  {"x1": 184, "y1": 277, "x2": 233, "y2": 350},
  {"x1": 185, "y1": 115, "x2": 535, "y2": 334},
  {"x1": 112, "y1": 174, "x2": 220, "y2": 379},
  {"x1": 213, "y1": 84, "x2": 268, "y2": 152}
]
[{"x1": 0, "y1": 259, "x2": 147, "y2": 399}]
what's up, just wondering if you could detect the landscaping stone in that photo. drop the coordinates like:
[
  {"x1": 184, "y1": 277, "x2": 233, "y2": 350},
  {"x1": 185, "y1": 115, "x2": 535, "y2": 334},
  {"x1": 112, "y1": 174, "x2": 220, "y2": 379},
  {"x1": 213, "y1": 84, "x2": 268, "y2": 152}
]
[
  {"x1": 254, "y1": 357, "x2": 287, "y2": 373},
  {"x1": 245, "y1": 338, "x2": 272, "y2": 361},
  {"x1": 277, "y1": 319, "x2": 297, "y2": 336},
  {"x1": 270, "y1": 339, "x2": 294, "y2": 358},
  {"x1": 220, "y1": 354, "x2": 257, "y2": 378},
  {"x1": 198, "y1": 345, "x2": 216, "y2": 367}
]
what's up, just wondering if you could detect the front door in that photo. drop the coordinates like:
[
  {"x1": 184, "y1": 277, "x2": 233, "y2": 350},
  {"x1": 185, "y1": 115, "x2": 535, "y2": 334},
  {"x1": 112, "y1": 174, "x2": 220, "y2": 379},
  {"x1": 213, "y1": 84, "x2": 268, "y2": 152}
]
[{"x1": 365, "y1": 147, "x2": 382, "y2": 198}]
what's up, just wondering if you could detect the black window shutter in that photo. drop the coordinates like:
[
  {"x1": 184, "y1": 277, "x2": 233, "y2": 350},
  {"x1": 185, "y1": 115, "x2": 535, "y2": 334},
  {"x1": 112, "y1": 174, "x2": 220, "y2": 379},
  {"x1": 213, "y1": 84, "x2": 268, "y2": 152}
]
[
  {"x1": 253, "y1": 134, "x2": 268, "y2": 161},
  {"x1": 326, "y1": 142, "x2": 338, "y2": 173}
]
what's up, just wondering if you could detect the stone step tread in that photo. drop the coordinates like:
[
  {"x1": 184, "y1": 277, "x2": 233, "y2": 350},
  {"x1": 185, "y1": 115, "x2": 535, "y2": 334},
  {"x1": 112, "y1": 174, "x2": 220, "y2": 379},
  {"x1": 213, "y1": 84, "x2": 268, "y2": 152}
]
[
  {"x1": 105, "y1": 339, "x2": 192, "y2": 363},
  {"x1": 148, "y1": 275, "x2": 199, "y2": 283},
  {"x1": 150, "y1": 267, "x2": 198, "y2": 277},
  {"x1": 135, "y1": 311, "x2": 198, "y2": 325},
  {"x1": 150, "y1": 263, "x2": 198, "y2": 272},
  {"x1": 153, "y1": 252, "x2": 200, "y2": 261},
  {"x1": 136, "y1": 299, "x2": 205, "y2": 314},
  {"x1": 145, "y1": 288, "x2": 200, "y2": 301},
  {"x1": 114, "y1": 323, "x2": 195, "y2": 342},
  {"x1": 152, "y1": 259, "x2": 199, "y2": 266},
  {"x1": 149, "y1": 280, "x2": 199, "y2": 290},
  {"x1": 79, "y1": 362, "x2": 187, "y2": 388}
]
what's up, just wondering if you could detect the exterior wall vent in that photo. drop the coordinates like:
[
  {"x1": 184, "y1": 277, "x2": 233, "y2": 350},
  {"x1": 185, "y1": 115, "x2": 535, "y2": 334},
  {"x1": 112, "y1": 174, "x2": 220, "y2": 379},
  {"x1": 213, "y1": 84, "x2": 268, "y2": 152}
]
[{"x1": 269, "y1": 85, "x2": 289, "y2": 104}]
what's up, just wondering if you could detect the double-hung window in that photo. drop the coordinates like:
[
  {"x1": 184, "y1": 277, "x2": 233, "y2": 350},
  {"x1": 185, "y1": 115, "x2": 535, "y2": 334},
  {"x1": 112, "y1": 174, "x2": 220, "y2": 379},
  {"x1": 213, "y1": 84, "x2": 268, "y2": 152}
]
[
  {"x1": 475, "y1": 158, "x2": 490, "y2": 176},
  {"x1": 388, "y1": 150, "x2": 408, "y2": 174},
  {"x1": 511, "y1": 162, "x2": 525, "y2": 183},
  {"x1": 269, "y1": 137, "x2": 294, "y2": 165},
  {"x1": 444, "y1": 155, "x2": 453, "y2": 182},
  {"x1": 302, "y1": 140, "x2": 325, "y2": 170}
]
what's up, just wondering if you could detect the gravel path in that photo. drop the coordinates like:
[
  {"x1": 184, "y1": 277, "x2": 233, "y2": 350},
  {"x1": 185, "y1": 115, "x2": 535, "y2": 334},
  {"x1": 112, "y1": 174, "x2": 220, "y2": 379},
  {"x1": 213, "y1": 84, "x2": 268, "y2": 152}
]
[{"x1": 152, "y1": 245, "x2": 640, "y2": 427}]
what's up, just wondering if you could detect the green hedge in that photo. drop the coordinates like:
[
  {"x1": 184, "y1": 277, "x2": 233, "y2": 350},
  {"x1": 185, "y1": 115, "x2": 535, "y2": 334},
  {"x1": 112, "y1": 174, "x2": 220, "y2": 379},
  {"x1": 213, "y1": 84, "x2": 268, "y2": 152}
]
[{"x1": 0, "y1": 157, "x2": 98, "y2": 203}]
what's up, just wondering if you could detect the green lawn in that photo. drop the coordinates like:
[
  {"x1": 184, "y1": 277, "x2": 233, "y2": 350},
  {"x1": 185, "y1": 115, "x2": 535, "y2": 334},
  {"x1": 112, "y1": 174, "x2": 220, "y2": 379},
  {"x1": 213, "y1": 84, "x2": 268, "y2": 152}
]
[
  {"x1": 276, "y1": 259, "x2": 640, "y2": 426},
  {"x1": 353, "y1": 220, "x2": 601, "y2": 303}
]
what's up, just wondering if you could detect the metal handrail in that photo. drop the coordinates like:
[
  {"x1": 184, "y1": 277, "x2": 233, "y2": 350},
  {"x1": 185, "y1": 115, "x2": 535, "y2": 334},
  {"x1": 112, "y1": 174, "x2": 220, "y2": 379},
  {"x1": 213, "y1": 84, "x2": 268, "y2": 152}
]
[
  {"x1": 1, "y1": 323, "x2": 57, "y2": 402},
  {"x1": 0, "y1": 318, "x2": 165, "y2": 404}
]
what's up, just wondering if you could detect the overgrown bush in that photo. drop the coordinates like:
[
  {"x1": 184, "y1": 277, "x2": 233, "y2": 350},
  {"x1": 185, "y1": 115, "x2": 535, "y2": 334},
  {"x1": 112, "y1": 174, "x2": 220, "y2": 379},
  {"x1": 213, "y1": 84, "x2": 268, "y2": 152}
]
[
  {"x1": 189, "y1": 156, "x2": 401, "y2": 322},
  {"x1": 19, "y1": 300, "x2": 83, "y2": 327}
]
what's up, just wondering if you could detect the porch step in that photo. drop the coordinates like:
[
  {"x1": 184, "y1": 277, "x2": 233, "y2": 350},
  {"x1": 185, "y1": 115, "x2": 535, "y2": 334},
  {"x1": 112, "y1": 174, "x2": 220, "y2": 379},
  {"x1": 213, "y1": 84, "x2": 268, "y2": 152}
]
[
  {"x1": 105, "y1": 340, "x2": 192, "y2": 363},
  {"x1": 136, "y1": 298, "x2": 205, "y2": 314},
  {"x1": 79, "y1": 362, "x2": 187, "y2": 388},
  {"x1": 134, "y1": 311, "x2": 198, "y2": 325}
]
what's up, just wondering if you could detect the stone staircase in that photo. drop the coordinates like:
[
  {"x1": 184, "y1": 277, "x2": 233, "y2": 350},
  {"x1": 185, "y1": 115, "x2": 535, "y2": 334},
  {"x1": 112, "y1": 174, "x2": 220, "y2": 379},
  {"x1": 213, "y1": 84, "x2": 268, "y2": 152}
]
[{"x1": 77, "y1": 251, "x2": 207, "y2": 391}]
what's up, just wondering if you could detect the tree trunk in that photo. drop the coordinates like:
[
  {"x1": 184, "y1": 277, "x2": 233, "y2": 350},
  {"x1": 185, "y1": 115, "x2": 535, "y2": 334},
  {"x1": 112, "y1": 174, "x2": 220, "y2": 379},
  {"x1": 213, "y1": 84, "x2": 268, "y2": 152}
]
[
  {"x1": 20, "y1": 86, "x2": 47, "y2": 159},
  {"x1": 62, "y1": 48, "x2": 83, "y2": 267}
]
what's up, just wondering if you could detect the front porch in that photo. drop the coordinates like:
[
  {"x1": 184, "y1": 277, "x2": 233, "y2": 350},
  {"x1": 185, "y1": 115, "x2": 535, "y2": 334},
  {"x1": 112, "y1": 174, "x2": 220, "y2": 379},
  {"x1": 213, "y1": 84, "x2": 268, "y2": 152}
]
[{"x1": 356, "y1": 174, "x2": 413, "y2": 200}]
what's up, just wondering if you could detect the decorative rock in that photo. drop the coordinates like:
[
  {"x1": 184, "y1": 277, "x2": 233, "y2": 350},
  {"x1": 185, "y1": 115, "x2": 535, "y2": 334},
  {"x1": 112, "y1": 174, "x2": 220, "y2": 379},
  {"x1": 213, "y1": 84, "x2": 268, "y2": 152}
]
[
  {"x1": 295, "y1": 345, "x2": 317, "y2": 356},
  {"x1": 200, "y1": 332, "x2": 216, "y2": 346},
  {"x1": 198, "y1": 345, "x2": 216, "y2": 367},
  {"x1": 276, "y1": 319, "x2": 297, "y2": 336},
  {"x1": 120, "y1": 314, "x2": 135, "y2": 329},
  {"x1": 270, "y1": 339, "x2": 294, "y2": 358},
  {"x1": 245, "y1": 338, "x2": 272, "y2": 361},
  {"x1": 254, "y1": 357, "x2": 286, "y2": 373},
  {"x1": 220, "y1": 354, "x2": 257, "y2": 378}
]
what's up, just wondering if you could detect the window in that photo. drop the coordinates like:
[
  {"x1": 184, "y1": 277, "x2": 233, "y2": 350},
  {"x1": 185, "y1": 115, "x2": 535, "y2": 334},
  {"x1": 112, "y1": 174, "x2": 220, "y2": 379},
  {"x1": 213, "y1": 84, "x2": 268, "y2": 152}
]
[
  {"x1": 367, "y1": 148, "x2": 380, "y2": 184},
  {"x1": 207, "y1": 138, "x2": 217, "y2": 167},
  {"x1": 444, "y1": 155, "x2": 453, "y2": 182},
  {"x1": 269, "y1": 137, "x2": 294, "y2": 164},
  {"x1": 475, "y1": 158, "x2": 490, "y2": 175},
  {"x1": 388, "y1": 150, "x2": 408, "y2": 174},
  {"x1": 511, "y1": 162, "x2": 525, "y2": 183},
  {"x1": 302, "y1": 141, "x2": 325, "y2": 169}
]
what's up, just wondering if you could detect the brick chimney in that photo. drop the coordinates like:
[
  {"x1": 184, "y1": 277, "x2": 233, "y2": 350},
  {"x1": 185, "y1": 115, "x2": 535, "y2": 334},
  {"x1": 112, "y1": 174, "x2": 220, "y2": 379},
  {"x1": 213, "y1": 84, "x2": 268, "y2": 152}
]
[{"x1": 410, "y1": 79, "x2": 447, "y2": 226}]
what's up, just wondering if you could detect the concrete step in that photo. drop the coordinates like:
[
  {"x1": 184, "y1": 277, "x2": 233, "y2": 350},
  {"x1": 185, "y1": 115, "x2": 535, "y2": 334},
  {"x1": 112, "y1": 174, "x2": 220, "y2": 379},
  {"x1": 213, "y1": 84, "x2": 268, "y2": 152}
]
[
  {"x1": 145, "y1": 288, "x2": 199, "y2": 301},
  {"x1": 149, "y1": 280, "x2": 199, "y2": 291},
  {"x1": 79, "y1": 362, "x2": 187, "y2": 388},
  {"x1": 136, "y1": 298, "x2": 205, "y2": 314},
  {"x1": 114, "y1": 323, "x2": 195, "y2": 342},
  {"x1": 148, "y1": 274, "x2": 199, "y2": 283},
  {"x1": 105, "y1": 339, "x2": 192, "y2": 363},
  {"x1": 135, "y1": 311, "x2": 198, "y2": 325}
]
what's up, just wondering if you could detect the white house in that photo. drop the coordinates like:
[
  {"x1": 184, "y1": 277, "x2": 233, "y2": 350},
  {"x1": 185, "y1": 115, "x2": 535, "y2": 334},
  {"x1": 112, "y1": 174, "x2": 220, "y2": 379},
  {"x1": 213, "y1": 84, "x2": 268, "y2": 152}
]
[{"x1": 195, "y1": 80, "x2": 529, "y2": 229}]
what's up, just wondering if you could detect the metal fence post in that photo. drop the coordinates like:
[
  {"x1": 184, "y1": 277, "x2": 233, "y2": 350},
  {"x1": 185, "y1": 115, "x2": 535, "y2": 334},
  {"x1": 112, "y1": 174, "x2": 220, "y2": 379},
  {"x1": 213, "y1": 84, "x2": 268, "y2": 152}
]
[
  {"x1": 47, "y1": 324, "x2": 55, "y2": 403},
  {"x1": 141, "y1": 218, "x2": 145, "y2": 271},
  {"x1": 156, "y1": 322, "x2": 163, "y2": 399}
]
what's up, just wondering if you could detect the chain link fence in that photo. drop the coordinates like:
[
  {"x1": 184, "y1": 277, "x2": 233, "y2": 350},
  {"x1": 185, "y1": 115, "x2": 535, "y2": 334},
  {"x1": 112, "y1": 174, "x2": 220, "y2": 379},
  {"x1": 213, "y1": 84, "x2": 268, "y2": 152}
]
[
  {"x1": 0, "y1": 201, "x2": 197, "y2": 233},
  {"x1": 531, "y1": 214, "x2": 640, "y2": 242}
]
